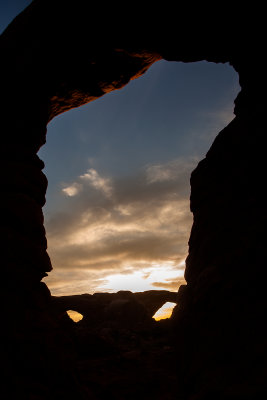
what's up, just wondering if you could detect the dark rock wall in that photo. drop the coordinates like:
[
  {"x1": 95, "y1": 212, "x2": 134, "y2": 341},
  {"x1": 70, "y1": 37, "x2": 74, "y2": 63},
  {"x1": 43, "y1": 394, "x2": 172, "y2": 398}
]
[
  {"x1": 172, "y1": 114, "x2": 267, "y2": 399},
  {"x1": 170, "y1": 58, "x2": 267, "y2": 398},
  {"x1": 0, "y1": 1, "x2": 266, "y2": 398}
]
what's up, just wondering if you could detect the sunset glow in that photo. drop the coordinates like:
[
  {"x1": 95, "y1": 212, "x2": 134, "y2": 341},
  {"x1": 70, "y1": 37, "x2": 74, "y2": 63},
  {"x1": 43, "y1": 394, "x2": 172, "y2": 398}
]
[
  {"x1": 100, "y1": 264, "x2": 186, "y2": 293},
  {"x1": 43, "y1": 158, "x2": 192, "y2": 295}
]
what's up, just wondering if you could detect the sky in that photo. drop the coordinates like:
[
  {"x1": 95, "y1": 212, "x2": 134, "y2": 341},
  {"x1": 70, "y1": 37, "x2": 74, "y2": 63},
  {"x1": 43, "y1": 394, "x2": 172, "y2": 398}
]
[{"x1": 1, "y1": 1, "x2": 241, "y2": 303}]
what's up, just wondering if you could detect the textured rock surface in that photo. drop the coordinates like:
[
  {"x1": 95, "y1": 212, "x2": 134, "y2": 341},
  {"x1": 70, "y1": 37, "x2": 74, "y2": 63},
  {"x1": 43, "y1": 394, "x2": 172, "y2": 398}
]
[{"x1": 0, "y1": 1, "x2": 266, "y2": 399}]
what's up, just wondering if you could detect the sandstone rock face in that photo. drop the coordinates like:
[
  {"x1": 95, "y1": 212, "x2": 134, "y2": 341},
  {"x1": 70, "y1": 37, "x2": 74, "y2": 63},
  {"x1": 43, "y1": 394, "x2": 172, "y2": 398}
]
[{"x1": 0, "y1": 1, "x2": 266, "y2": 399}]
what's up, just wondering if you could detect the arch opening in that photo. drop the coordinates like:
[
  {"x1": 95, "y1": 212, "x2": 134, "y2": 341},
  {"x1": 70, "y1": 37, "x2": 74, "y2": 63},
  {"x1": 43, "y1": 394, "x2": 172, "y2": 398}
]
[
  {"x1": 39, "y1": 59, "x2": 240, "y2": 297},
  {"x1": 152, "y1": 301, "x2": 177, "y2": 321},
  {"x1": 67, "y1": 310, "x2": 84, "y2": 323}
]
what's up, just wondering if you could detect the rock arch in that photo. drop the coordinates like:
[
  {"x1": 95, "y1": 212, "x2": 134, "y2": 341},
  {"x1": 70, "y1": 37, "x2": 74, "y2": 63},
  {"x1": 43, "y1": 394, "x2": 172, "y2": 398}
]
[
  {"x1": 52, "y1": 290, "x2": 178, "y2": 323},
  {"x1": 1, "y1": 1, "x2": 266, "y2": 399}
]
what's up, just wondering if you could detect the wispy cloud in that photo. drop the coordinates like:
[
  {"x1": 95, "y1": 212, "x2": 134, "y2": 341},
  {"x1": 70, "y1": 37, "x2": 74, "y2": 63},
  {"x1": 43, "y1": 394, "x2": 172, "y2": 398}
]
[
  {"x1": 62, "y1": 182, "x2": 82, "y2": 197},
  {"x1": 62, "y1": 168, "x2": 112, "y2": 198},
  {"x1": 44, "y1": 158, "x2": 196, "y2": 295},
  {"x1": 197, "y1": 106, "x2": 236, "y2": 143},
  {"x1": 80, "y1": 168, "x2": 113, "y2": 197},
  {"x1": 146, "y1": 158, "x2": 197, "y2": 184},
  {"x1": 152, "y1": 277, "x2": 186, "y2": 291}
]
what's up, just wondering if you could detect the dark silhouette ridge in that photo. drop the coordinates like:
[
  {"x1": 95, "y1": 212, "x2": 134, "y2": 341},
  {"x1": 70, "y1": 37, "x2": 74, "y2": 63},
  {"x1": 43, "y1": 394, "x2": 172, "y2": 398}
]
[
  {"x1": 52, "y1": 290, "x2": 178, "y2": 324},
  {"x1": 0, "y1": 1, "x2": 266, "y2": 399}
]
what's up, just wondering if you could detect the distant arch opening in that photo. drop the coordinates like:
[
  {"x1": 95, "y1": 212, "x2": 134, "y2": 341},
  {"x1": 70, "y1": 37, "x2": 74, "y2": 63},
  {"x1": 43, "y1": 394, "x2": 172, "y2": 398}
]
[
  {"x1": 152, "y1": 302, "x2": 177, "y2": 321},
  {"x1": 66, "y1": 310, "x2": 83, "y2": 323}
]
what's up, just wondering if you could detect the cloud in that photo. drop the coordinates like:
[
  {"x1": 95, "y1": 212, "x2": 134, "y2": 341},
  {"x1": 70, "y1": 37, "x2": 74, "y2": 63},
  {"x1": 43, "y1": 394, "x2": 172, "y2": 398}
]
[
  {"x1": 44, "y1": 268, "x2": 110, "y2": 296},
  {"x1": 197, "y1": 106, "x2": 236, "y2": 143},
  {"x1": 152, "y1": 277, "x2": 186, "y2": 291},
  {"x1": 146, "y1": 158, "x2": 197, "y2": 184},
  {"x1": 44, "y1": 158, "x2": 196, "y2": 295},
  {"x1": 80, "y1": 168, "x2": 112, "y2": 197},
  {"x1": 62, "y1": 183, "x2": 82, "y2": 197},
  {"x1": 62, "y1": 168, "x2": 112, "y2": 198}
]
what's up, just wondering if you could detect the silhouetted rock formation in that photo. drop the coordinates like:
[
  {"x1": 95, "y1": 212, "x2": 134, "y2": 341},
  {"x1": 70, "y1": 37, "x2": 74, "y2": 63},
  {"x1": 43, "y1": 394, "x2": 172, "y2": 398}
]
[
  {"x1": 52, "y1": 290, "x2": 177, "y2": 328},
  {"x1": 0, "y1": 1, "x2": 266, "y2": 399},
  {"x1": 52, "y1": 291, "x2": 178, "y2": 399}
]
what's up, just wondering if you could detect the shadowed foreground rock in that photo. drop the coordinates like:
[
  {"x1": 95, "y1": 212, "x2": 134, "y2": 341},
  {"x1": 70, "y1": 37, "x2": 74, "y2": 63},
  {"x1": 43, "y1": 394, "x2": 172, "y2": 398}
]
[
  {"x1": 51, "y1": 290, "x2": 179, "y2": 399},
  {"x1": 1, "y1": 1, "x2": 267, "y2": 399}
]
